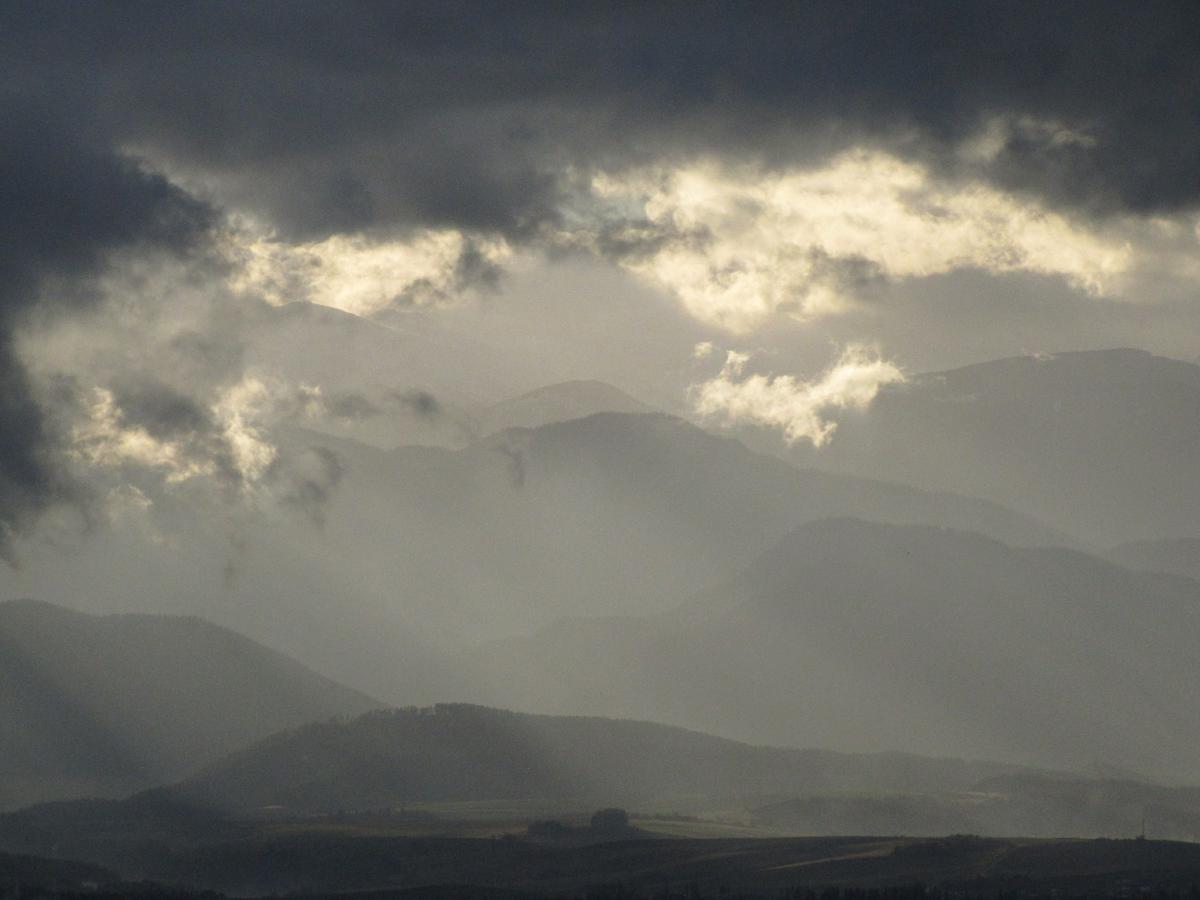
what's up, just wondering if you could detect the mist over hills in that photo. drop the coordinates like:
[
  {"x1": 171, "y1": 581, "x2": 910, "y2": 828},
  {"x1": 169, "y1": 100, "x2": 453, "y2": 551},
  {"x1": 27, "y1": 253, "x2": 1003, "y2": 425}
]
[
  {"x1": 245, "y1": 304, "x2": 662, "y2": 449},
  {"x1": 778, "y1": 349, "x2": 1200, "y2": 547},
  {"x1": 467, "y1": 517, "x2": 1200, "y2": 780},
  {"x1": 2, "y1": 405, "x2": 1067, "y2": 709},
  {"x1": 2, "y1": 347, "x2": 1191, "y2": 804},
  {"x1": 8, "y1": 6, "x2": 1200, "y2": 892},
  {"x1": 2, "y1": 340, "x2": 1196, "y2": 825},
  {"x1": 0, "y1": 600, "x2": 379, "y2": 811},
  {"x1": 249, "y1": 302, "x2": 518, "y2": 411},
  {"x1": 289, "y1": 411, "x2": 1069, "y2": 648}
]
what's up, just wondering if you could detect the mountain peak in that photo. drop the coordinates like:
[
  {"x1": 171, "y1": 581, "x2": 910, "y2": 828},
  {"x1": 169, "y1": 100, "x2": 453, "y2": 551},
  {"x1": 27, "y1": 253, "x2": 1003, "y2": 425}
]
[{"x1": 479, "y1": 380, "x2": 655, "y2": 434}]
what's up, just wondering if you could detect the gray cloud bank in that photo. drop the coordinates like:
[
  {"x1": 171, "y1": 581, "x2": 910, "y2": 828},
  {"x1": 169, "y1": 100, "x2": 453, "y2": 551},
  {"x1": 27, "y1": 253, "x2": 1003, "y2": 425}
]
[
  {"x1": 3, "y1": 0, "x2": 1200, "y2": 550},
  {"x1": 7, "y1": 0, "x2": 1200, "y2": 237},
  {"x1": 0, "y1": 107, "x2": 213, "y2": 555}
]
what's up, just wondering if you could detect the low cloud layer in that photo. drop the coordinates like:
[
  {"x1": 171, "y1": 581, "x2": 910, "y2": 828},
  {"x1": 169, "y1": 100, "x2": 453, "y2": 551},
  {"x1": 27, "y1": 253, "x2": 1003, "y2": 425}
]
[
  {"x1": 693, "y1": 345, "x2": 906, "y2": 446},
  {"x1": 581, "y1": 152, "x2": 1135, "y2": 331},
  {"x1": 229, "y1": 228, "x2": 508, "y2": 316}
]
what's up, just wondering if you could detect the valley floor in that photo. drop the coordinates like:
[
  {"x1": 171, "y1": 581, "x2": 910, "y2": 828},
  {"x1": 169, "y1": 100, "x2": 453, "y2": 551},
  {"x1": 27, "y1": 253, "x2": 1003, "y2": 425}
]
[{"x1": 10, "y1": 831, "x2": 1200, "y2": 899}]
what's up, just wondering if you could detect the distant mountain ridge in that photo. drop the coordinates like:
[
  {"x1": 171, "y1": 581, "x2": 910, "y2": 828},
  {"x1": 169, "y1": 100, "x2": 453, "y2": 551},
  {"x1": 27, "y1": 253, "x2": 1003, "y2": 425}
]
[
  {"x1": 780, "y1": 349, "x2": 1200, "y2": 546},
  {"x1": 466, "y1": 517, "x2": 1200, "y2": 780},
  {"x1": 287, "y1": 412, "x2": 1071, "y2": 650},
  {"x1": 247, "y1": 304, "x2": 663, "y2": 450},
  {"x1": 476, "y1": 380, "x2": 655, "y2": 435},
  {"x1": 0, "y1": 599, "x2": 380, "y2": 810},
  {"x1": 0, "y1": 408, "x2": 1069, "y2": 713}
]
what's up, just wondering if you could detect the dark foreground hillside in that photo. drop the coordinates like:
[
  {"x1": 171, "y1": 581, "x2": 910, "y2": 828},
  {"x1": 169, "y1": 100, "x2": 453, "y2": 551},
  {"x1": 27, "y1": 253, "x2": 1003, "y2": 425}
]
[{"x1": 8, "y1": 833, "x2": 1200, "y2": 899}]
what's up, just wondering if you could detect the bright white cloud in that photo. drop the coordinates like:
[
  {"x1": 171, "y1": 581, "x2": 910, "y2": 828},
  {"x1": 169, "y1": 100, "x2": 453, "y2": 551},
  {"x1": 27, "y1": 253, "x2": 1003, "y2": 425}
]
[
  {"x1": 70, "y1": 387, "x2": 214, "y2": 481},
  {"x1": 69, "y1": 376, "x2": 278, "y2": 488},
  {"x1": 210, "y1": 377, "x2": 280, "y2": 483},
  {"x1": 693, "y1": 344, "x2": 905, "y2": 446},
  {"x1": 228, "y1": 227, "x2": 510, "y2": 315},
  {"x1": 590, "y1": 150, "x2": 1134, "y2": 332}
]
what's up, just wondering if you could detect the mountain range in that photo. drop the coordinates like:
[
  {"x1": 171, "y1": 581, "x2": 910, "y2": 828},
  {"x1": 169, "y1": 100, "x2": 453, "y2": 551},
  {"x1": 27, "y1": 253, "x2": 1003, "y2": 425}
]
[
  {"x1": 465, "y1": 517, "x2": 1200, "y2": 779},
  {"x1": 778, "y1": 349, "x2": 1200, "y2": 547}
]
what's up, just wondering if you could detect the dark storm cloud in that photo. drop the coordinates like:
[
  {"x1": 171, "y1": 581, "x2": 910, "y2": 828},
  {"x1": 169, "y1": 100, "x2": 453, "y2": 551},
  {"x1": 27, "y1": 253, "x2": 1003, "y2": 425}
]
[
  {"x1": 0, "y1": 103, "x2": 213, "y2": 557},
  {"x1": 5, "y1": 0, "x2": 1200, "y2": 247}
]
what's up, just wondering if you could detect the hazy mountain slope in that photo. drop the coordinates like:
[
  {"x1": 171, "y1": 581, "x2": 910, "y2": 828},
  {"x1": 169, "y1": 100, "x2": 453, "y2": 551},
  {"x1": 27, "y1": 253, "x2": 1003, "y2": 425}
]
[
  {"x1": 171, "y1": 704, "x2": 1040, "y2": 814},
  {"x1": 477, "y1": 380, "x2": 654, "y2": 435},
  {"x1": 0, "y1": 412, "x2": 1068, "y2": 710},
  {"x1": 1108, "y1": 538, "x2": 1200, "y2": 582},
  {"x1": 307, "y1": 413, "x2": 1069, "y2": 640},
  {"x1": 247, "y1": 302, "x2": 517, "y2": 408},
  {"x1": 467, "y1": 518, "x2": 1200, "y2": 780},
  {"x1": 217, "y1": 412, "x2": 1072, "y2": 699},
  {"x1": 242, "y1": 302, "x2": 484, "y2": 449},
  {"x1": 245, "y1": 308, "x2": 658, "y2": 448},
  {"x1": 0, "y1": 600, "x2": 380, "y2": 810},
  {"x1": 781, "y1": 349, "x2": 1200, "y2": 546}
]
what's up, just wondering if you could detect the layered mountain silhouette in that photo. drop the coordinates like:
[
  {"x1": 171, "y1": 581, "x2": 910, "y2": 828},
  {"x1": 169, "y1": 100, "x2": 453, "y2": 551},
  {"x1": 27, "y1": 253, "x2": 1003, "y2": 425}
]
[
  {"x1": 0, "y1": 410, "x2": 1063, "y2": 707},
  {"x1": 0, "y1": 600, "x2": 379, "y2": 810},
  {"x1": 0, "y1": 396, "x2": 1073, "y2": 706},
  {"x1": 245, "y1": 304, "x2": 659, "y2": 448},
  {"x1": 476, "y1": 380, "x2": 655, "y2": 435},
  {"x1": 467, "y1": 518, "x2": 1200, "y2": 779},
  {"x1": 292, "y1": 412, "x2": 1069, "y2": 643},
  {"x1": 168, "y1": 704, "x2": 1040, "y2": 814},
  {"x1": 780, "y1": 349, "x2": 1200, "y2": 546}
]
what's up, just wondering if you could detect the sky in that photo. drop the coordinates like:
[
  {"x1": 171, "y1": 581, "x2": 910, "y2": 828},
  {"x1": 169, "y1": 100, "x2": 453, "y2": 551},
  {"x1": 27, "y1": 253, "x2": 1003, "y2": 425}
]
[{"x1": 4, "y1": 0, "x2": 1200, "y2": 559}]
